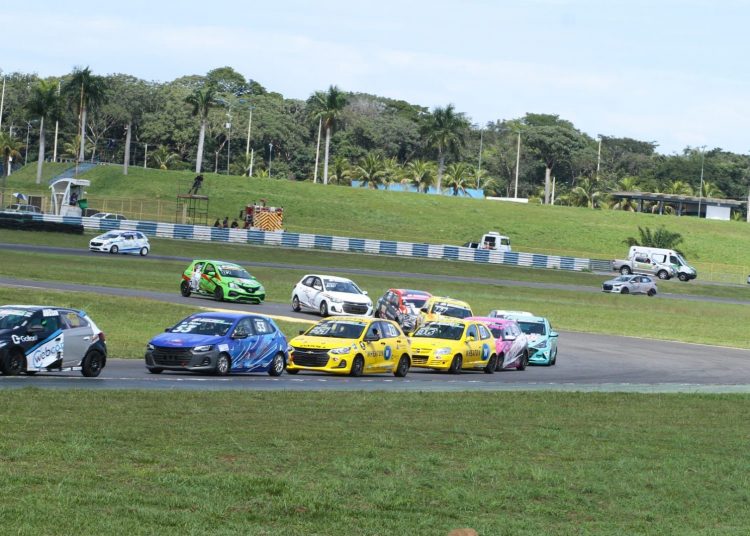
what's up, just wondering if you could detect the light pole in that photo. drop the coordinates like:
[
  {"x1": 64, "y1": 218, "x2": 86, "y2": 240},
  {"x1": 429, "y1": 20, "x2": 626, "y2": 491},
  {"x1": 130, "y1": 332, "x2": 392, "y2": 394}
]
[
  {"x1": 268, "y1": 143, "x2": 273, "y2": 178},
  {"x1": 596, "y1": 136, "x2": 602, "y2": 181},
  {"x1": 225, "y1": 112, "x2": 232, "y2": 175},
  {"x1": 514, "y1": 130, "x2": 521, "y2": 198},
  {"x1": 24, "y1": 121, "x2": 32, "y2": 166},
  {"x1": 697, "y1": 146, "x2": 706, "y2": 218}
]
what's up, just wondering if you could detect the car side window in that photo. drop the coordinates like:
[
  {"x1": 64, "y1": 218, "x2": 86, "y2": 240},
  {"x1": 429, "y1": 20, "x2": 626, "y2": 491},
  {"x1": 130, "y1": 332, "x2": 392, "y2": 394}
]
[
  {"x1": 60, "y1": 311, "x2": 90, "y2": 329},
  {"x1": 30, "y1": 311, "x2": 61, "y2": 336},
  {"x1": 466, "y1": 324, "x2": 478, "y2": 340},
  {"x1": 302, "y1": 276, "x2": 315, "y2": 287},
  {"x1": 388, "y1": 293, "x2": 399, "y2": 307},
  {"x1": 204, "y1": 263, "x2": 215, "y2": 275},
  {"x1": 383, "y1": 323, "x2": 399, "y2": 338},
  {"x1": 253, "y1": 318, "x2": 273, "y2": 335},
  {"x1": 312, "y1": 278, "x2": 323, "y2": 291},
  {"x1": 365, "y1": 322, "x2": 382, "y2": 339},
  {"x1": 478, "y1": 324, "x2": 491, "y2": 340},
  {"x1": 233, "y1": 318, "x2": 256, "y2": 337}
]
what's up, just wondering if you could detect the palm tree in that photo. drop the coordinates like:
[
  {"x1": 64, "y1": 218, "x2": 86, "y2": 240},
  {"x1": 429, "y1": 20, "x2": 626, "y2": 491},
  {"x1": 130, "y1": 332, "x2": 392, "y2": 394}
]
[
  {"x1": 443, "y1": 162, "x2": 472, "y2": 196},
  {"x1": 422, "y1": 104, "x2": 469, "y2": 194},
  {"x1": 664, "y1": 180, "x2": 693, "y2": 195},
  {"x1": 64, "y1": 67, "x2": 108, "y2": 162},
  {"x1": 26, "y1": 79, "x2": 60, "y2": 184},
  {"x1": 403, "y1": 160, "x2": 434, "y2": 192},
  {"x1": 149, "y1": 145, "x2": 179, "y2": 170},
  {"x1": 61, "y1": 135, "x2": 82, "y2": 160},
  {"x1": 354, "y1": 153, "x2": 386, "y2": 189},
  {"x1": 565, "y1": 177, "x2": 605, "y2": 208},
  {"x1": 311, "y1": 85, "x2": 347, "y2": 185},
  {"x1": 185, "y1": 84, "x2": 218, "y2": 174},
  {"x1": 470, "y1": 166, "x2": 489, "y2": 190},
  {"x1": 700, "y1": 181, "x2": 723, "y2": 199},
  {"x1": 329, "y1": 155, "x2": 351, "y2": 185},
  {"x1": 0, "y1": 132, "x2": 24, "y2": 188},
  {"x1": 382, "y1": 156, "x2": 401, "y2": 188},
  {"x1": 625, "y1": 226, "x2": 683, "y2": 251}
]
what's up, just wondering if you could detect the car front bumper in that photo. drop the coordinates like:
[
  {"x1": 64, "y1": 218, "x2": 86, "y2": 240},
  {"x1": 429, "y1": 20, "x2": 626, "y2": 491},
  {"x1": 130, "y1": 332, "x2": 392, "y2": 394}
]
[
  {"x1": 223, "y1": 287, "x2": 266, "y2": 303},
  {"x1": 287, "y1": 350, "x2": 356, "y2": 375},
  {"x1": 323, "y1": 302, "x2": 373, "y2": 316},
  {"x1": 528, "y1": 345, "x2": 553, "y2": 365},
  {"x1": 145, "y1": 349, "x2": 222, "y2": 372}
]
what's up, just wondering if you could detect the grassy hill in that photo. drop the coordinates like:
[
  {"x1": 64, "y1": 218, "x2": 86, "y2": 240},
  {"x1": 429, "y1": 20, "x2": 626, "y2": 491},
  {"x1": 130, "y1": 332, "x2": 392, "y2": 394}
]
[{"x1": 5, "y1": 163, "x2": 750, "y2": 281}]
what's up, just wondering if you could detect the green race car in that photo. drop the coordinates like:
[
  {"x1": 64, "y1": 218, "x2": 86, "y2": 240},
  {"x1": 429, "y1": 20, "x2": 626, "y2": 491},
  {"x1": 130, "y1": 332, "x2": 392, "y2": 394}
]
[{"x1": 180, "y1": 260, "x2": 265, "y2": 303}]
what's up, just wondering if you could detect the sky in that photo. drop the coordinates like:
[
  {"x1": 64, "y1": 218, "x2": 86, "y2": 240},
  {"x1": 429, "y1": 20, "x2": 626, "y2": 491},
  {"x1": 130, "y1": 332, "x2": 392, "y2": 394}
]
[{"x1": 3, "y1": 0, "x2": 749, "y2": 155}]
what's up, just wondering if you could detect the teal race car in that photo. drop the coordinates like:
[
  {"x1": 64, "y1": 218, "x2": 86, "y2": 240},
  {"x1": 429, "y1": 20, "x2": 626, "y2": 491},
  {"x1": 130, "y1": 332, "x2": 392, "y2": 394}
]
[
  {"x1": 489, "y1": 311, "x2": 558, "y2": 366},
  {"x1": 180, "y1": 259, "x2": 265, "y2": 303}
]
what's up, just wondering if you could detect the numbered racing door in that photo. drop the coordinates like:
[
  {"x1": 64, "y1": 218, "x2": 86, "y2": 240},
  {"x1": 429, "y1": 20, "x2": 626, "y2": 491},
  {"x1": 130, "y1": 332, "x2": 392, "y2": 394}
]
[
  {"x1": 200, "y1": 263, "x2": 218, "y2": 293},
  {"x1": 464, "y1": 323, "x2": 490, "y2": 368},
  {"x1": 59, "y1": 310, "x2": 95, "y2": 367},
  {"x1": 26, "y1": 310, "x2": 64, "y2": 370}
]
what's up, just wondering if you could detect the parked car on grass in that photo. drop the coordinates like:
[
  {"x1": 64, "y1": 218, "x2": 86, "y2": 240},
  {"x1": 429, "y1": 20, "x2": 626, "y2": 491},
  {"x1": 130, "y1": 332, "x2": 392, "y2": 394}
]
[
  {"x1": 469, "y1": 316, "x2": 529, "y2": 370},
  {"x1": 602, "y1": 274, "x2": 657, "y2": 296},
  {"x1": 180, "y1": 260, "x2": 265, "y2": 303},
  {"x1": 409, "y1": 320, "x2": 496, "y2": 374},
  {"x1": 0, "y1": 305, "x2": 106, "y2": 377},
  {"x1": 287, "y1": 316, "x2": 411, "y2": 377},
  {"x1": 4, "y1": 204, "x2": 41, "y2": 214},
  {"x1": 498, "y1": 312, "x2": 558, "y2": 366},
  {"x1": 89, "y1": 230, "x2": 150, "y2": 255},
  {"x1": 90, "y1": 212, "x2": 127, "y2": 221},
  {"x1": 145, "y1": 312, "x2": 287, "y2": 376},
  {"x1": 373, "y1": 288, "x2": 431, "y2": 333},
  {"x1": 291, "y1": 274, "x2": 372, "y2": 316}
]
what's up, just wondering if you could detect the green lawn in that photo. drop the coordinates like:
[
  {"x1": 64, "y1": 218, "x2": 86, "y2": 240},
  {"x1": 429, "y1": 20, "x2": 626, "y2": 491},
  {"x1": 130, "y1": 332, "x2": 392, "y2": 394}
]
[
  {"x1": 1, "y1": 390, "x2": 749, "y2": 535},
  {"x1": 6, "y1": 163, "x2": 750, "y2": 282}
]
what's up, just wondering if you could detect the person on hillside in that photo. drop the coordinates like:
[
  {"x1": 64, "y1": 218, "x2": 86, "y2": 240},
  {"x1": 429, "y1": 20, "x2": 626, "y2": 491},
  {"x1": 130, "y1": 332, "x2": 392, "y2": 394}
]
[
  {"x1": 222, "y1": 216, "x2": 229, "y2": 228},
  {"x1": 213, "y1": 219, "x2": 221, "y2": 228},
  {"x1": 230, "y1": 218, "x2": 239, "y2": 229}
]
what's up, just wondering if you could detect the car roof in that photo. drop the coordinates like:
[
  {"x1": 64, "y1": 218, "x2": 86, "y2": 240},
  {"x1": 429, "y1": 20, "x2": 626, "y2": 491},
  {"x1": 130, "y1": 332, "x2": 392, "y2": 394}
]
[
  {"x1": 467, "y1": 316, "x2": 515, "y2": 325},
  {"x1": 188, "y1": 311, "x2": 262, "y2": 321},
  {"x1": 303, "y1": 274, "x2": 353, "y2": 283},
  {"x1": 392, "y1": 289, "x2": 431, "y2": 296},
  {"x1": 193, "y1": 259, "x2": 241, "y2": 266},
  {"x1": 318, "y1": 316, "x2": 372, "y2": 323},
  {"x1": 506, "y1": 314, "x2": 546, "y2": 323},
  {"x1": 427, "y1": 296, "x2": 470, "y2": 307},
  {"x1": 0, "y1": 305, "x2": 85, "y2": 314}
]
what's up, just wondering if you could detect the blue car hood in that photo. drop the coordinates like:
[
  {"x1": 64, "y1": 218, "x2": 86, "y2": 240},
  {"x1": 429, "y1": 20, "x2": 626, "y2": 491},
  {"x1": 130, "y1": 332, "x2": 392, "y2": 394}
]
[{"x1": 150, "y1": 333, "x2": 225, "y2": 348}]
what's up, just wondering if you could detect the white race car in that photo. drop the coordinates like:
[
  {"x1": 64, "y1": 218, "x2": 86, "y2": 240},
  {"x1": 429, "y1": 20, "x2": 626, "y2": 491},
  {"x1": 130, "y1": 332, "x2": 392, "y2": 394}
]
[
  {"x1": 291, "y1": 274, "x2": 373, "y2": 317},
  {"x1": 89, "y1": 230, "x2": 150, "y2": 256}
]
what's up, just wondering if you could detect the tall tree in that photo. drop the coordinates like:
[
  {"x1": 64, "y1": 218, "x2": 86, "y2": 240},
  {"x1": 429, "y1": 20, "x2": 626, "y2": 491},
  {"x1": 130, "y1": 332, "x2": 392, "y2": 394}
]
[
  {"x1": 64, "y1": 67, "x2": 108, "y2": 162},
  {"x1": 26, "y1": 79, "x2": 60, "y2": 183},
  {"x1": 443, "y1": 162, "x2": 472, "y2": 196},
  {"x1": 354, "y1": 152, "x2": 386, "y2": 189},
  {"x1": 404, "y1": 159, "x2": 434, "y2": 192},
  {"x1": 185, "y1": 83, "x2": 218, "y2": 173},
  {"x1": 422, "y1": 104, "x2": 469, "y2": 193},
  {"x1": 311, "y1": 85, "x2": 347, "y2": 185},
  {"x1": 0, "y1": 131, "x2": 24, "y2": 187}
]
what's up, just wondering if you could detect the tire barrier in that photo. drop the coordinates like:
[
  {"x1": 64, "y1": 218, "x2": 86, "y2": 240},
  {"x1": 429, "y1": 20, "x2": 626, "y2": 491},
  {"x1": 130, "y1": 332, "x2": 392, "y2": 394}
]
[
  {"x1": 0, "y1": 213, "x2": 84, "y2": 234},
  {"x1": 30, "y1": 214, "x2": 593, "y2": 272}
]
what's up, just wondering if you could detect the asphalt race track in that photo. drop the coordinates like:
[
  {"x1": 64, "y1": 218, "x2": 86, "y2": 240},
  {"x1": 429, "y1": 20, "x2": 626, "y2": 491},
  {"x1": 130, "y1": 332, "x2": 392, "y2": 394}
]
[{"x1": 2, "y1": 275, "x2": 750, "y2": 393}]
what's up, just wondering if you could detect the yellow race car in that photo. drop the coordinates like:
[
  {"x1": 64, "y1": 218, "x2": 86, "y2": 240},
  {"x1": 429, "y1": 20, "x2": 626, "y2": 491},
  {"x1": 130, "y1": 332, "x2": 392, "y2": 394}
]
[
  {"x1": 287, "y1": 316, "x2": 411, "y2": 377},
  {"x1": 415, "y1": 296, "x2": 474, "y2": 330},
  {"x1": 409, "y1": 320, "x2": 497, "y2": 374}
]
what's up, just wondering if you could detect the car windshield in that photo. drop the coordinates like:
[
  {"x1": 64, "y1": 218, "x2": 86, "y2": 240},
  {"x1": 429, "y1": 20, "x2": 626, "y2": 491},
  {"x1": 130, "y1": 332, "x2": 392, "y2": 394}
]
[
  {"x1": 430, "y1": 302, "x2": 471, "y2": 319},
  {"x1": 306, "y1": 320, "x2": 366, "y2": 339},
  {"x1": 412, "y1": 323, "x2": 465, "y2": 340},
  {"x1": 488, "y1": 326, "x2": 506, "y2": 338},
  {"x1": 518, "y1": 321, "x2": 546, "y2": 336},
  {"x1": 171, "y1": 317, "x2": 233, "y2": 336},
  {"x1": 218, "y1": 265, "x2": 252, "y2": 279},
  {"x1": 324, "y1": 280, "x2": 361, "y2": 294},
  {"x1": 101, "y1": 232, "x2": 122, "y2": 240},
  {"x1": 0, "y1": 308, "x2": 31, "y2": 329},
  {"x1": 614, "y1": 276, "x2": 632, "y2": 282},
  {"x1": 404, "y1": 297, "x2": 428, "y2": 309}
]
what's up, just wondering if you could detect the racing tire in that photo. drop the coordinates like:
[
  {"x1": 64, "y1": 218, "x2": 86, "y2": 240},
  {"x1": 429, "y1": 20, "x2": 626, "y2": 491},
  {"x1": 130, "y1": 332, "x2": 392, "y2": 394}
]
[
  {"x1": 147, "y1": 367, "x2": 163, "y2": 374},
  {"x1": 110, "y1": 245, "x2": 119, "y2": 254},
  {"x1": 657, "y1": 270, "x2": 669, "y2": 280},
  {"x1": 319, "y1": 301, "x2": 329, "y2": 317},
  {"x1": 517, "y1": 351, "x2": 528, "y2": 371},
  {"x1": 2, "y1": 350, "x2": 25, "y2": 376},
  {"x1": 448, "y1": 355, "x2": 462, "y2": 375},
  {"x1": 619, "y1": 266, "x2": 631, "y2": 275},
  {"x1": 81, "y1": 350, "x2": 105, "y2": 377},
  {"x1": 350, "y1": 356, "x2": 364, "y2": 377},
  {"x1": 495, "y1": 353, "x2": 504, "y2": 371},
  {"x1": 139, "y1": 247, "x2": 149, "y2": 256},
  {"x1": 24, "y1": 371, "x2": 37, "y2": 375},
  {"x1": 214, "y1": 286, "x2": 224, "y2": 302},
  {"x1": 286, "y1": 369, "x2": 299, "y2": 375},
  {"x1": 394, "y1": 355, "x2": 410, "y2": 377},
  {"x1": 620, "y1": 287, "x2": 630, "y2": 294},
  {"x1": 180, "y1": 280, "x2": 192, "y2": 297},
  {"x1": 268, "y1": 353, "x2": 285, "y2": 376},
  {"x1": 214, "y1": 353, "x2": 231, "y2": 376},
  {"x1": 484, "y1": 354, "x2": 497, "y2": 374},
  {"x1": 292, "y1": 295, "x2": 301, "y2": 312},
  {"x1": 647, "y1": 288, "x2": 657, "y2": 297},
  {"x1": 550, "y1": 348, "x2": 558, "y2": 366},
  {"x1": 678, "y1": 273, "x2": 689, "y2": 282}
]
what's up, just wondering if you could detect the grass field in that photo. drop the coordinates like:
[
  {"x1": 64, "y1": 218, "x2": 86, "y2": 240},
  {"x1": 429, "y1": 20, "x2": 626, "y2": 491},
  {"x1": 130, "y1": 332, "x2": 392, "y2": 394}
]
[
  {"x1": 5, "y1": 163, "x2": 750, "y2": 282},
  {"x1": 2, "y1": 390, "x2": 749, "y2": 535}
]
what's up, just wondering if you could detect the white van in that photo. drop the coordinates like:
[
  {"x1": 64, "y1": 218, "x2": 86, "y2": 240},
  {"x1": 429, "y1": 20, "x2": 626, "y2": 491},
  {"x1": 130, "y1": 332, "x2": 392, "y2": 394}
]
[{"x1": 628, "y1": 246, "x2": 696, "y2": 281}]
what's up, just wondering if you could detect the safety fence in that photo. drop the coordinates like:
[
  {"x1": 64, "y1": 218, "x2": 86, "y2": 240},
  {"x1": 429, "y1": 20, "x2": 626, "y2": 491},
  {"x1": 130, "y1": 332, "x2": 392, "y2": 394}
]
[{"x1": 31, "y1": 213, "x2": 594, "y2": 272}]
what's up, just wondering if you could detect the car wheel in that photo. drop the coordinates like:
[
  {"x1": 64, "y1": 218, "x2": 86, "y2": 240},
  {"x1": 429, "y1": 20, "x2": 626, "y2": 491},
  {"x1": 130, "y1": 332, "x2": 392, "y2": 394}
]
[
  {"x1": 394, "y1": 355, "x2": 409, "y2": 377},
  {"x1": 678, "y1": 273, "x2": 689, "y2": 282},
  {"x1": 350, "y1": 355, "x2": 364, "y2": 377},
  {"x1": 550, "y1": 348, "x2": 558, "y2": 366},
  {"x1": 110, "y1": 245, "x2": 119, "y2": 254},
  {"x1": 24, "y1": 370, "x2": 37, "y2": 375},
  {"x1": 139, "y1": 247, "x2": 149, "y2": 256},
  {"x1": 495, "y1": 353, "x2": 504, "y2": 371},
  {"x1": 286, "y1": 369, "x2": 299, "y2": 375},
  {"x1": 268, "y1": 353, "x2": 285, "y2": 376},
  {"x1": 517, "y1": 351, "x2": 528, "y2": 371},
  {"x1": 81, "y1": 350, "x2": 104, "y2": 377},
  {"x1": 657, "y1": 270, "x2": 669, "y2": 280},
  {"x1": 292, "y1": 295, "x2": 301, "y2": 312},
  {"x1": 148, "y1": 367, "x2": 163, "y2": 374},
  {"x1": 319, "y1": 301, "x2": 329, "y2": 317},
  {"x1": 619, "y1": 266, "x2": 631, "y2": 275},
  {"x1": 448, "y1": 355, "x2": 462, "y2": 374},
  {"x1": 1, "y1": 350, "x2": 25, "y2": 375},
  {"x1": 647, "y1": 288, "x2": 657, "y2": 297},
  {"x1": 215, "y1": 353, "x2": 231, "y2": 376},
  {"x1": 214, "y1": 286, "x2": 224, "y2": 302},
  {"x1": 484, "y1": 354, "x2": 497, "y2": 374},
  {"x1": 180, "y1": 280, "x2": 191, "y2": 297},
  {"x1": 621, "y1": 287, "x2": 630, "y2": 294}
]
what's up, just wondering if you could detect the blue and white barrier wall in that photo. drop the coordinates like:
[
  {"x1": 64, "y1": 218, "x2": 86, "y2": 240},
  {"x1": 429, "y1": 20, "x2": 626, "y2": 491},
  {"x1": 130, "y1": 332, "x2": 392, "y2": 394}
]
[{"x1": 35, "y1": 214, "x2": 593, "y2": 272}]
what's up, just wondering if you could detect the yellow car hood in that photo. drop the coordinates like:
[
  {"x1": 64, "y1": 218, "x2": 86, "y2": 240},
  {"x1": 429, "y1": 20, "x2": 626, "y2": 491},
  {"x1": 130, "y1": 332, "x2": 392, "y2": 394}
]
[{"x1": 290, "y1": 335, "x2": 356, "y2": 350}]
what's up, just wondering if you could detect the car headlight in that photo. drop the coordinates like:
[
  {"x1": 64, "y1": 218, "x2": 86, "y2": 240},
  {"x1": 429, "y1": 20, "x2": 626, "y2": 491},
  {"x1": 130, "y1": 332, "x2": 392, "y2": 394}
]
[
  {"x1": 192, "y1": 345, "x2": 213, "y2": 353},
  {"x1": 331, "y1": 345, "x2": 354, "y2": 355},
  {"x1": 532, "y1": 340, "x2": 547, "y2": 349},
  {"x1": 326, "y1": 294, "x2": 343, "y2": 303},
  {"x1": 434, "y1": 347, "x2": 451, "y2": 356},
  {"x1": 228, "y1": 282, "x2": 239, "y2": 289},
  {"x1": 286, "y1": 344, "x2": 294, "y2": 354},
  {"x1": 146, "y1": 343, "x2": 154, "y2": 351}
]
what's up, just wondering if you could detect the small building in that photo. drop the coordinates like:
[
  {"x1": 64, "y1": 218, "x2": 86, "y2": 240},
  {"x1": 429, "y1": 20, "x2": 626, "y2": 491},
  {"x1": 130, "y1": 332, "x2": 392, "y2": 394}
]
[{"x1": 609, "y1": 191, "x2": 744, "y2": 221}]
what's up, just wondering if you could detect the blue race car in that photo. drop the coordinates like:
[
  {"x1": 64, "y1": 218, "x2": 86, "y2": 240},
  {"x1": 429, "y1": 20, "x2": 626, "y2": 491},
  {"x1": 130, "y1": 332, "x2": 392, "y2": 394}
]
[
  {"x1": 145, "y1": 311, "x2": 288, "y2": 376},
  {"x1": 491, "y1": 311, "x2": 559, "y2": 366}
]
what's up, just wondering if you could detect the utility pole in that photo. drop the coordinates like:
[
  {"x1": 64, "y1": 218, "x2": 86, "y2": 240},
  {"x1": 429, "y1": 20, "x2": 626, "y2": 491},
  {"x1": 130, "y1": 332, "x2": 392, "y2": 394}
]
[
  {"x1": 596, "y1": 136, "x2": 602, "y2": 180},
  {"x1": 313, "y1": 118, "x2": 322, "y2": 183},
  {"x1": 52, "y1": 81, "x2": 60, "y2": 162},
  {"x1": 0, "y1": 76, "x2": 5, "y2": 132},
  {"x1": 514, "y1": 131, "x2": 521, "y2": 198},
  {"x1": 268, "y1": 143, "x2": 273, "y2": 178},
  {"x1": 697, "y1": 146, "x2": 706, "y2": 218}
]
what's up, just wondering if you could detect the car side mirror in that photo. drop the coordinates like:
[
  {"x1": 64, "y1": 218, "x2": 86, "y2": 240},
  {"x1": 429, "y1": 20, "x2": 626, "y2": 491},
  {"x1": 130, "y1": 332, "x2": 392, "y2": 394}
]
[
  {"x1": 504, "y1": 335, "x2": 516, "y2": 341},
  {"x1": 164, "y1": 327, "x2": 171, "y2": 332},
  {"x1": 467, "y1": 335, "x2": 476, "y2": 342},
  {"x1": 232, "y1": 332, "x2": 248, "y2": 340},
  {"x1": 550, "y1": 332, "x2": 558, "y2": 338},
  {"x1": 420, "y1": 307, "x2": 428, "y2": 313},
  {"x1": 363, "y1": 290, "x2": 368, "y2": 295},
  {"x1": 207, "y1": 271, "x2": 215, "y2": 277},
  {"x1": 28, "y1": 324, "x2": 44, "y2": 333},
  {"x1": 364, "y1": 334, "x2": 380, "y2": 342},
  {"x1": 299, "y1": 330, "x2": 306, "y2": 335}
]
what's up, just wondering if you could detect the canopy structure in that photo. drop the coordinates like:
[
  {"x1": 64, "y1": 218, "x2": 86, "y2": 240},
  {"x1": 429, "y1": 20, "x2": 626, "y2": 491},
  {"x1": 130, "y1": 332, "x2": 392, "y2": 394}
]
[
  {"x1": 610, "y1": 191, "x2": 744, "y2": 220},
  {"x1": 49, "y1": 178, "x2": 90, "y2": 217}
]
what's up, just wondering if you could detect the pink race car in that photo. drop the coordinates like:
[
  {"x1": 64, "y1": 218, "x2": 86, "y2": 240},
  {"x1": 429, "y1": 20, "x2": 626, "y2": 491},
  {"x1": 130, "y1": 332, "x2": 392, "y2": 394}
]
[{"x1": 468, "y1": 316, "x2": 530, "y2": 371}]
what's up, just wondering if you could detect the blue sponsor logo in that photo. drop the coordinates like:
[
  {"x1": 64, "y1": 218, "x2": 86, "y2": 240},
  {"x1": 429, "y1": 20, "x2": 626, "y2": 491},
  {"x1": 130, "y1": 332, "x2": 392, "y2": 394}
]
[
  {"x1": 384, "y1": 345, "x2": 392, "y2": 360},
  {"x1": 482, "y1": 343, "x2": 490, "y2": 360}
]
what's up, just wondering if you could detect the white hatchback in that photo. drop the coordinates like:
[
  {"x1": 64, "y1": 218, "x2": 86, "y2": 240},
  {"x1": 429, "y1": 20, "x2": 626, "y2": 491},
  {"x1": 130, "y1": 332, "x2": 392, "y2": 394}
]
[
  {"x1": 291, "y1": 274, "x2": 373, "y2": 317},
  {"x1": 89, "y1": 230, "x2": 150, "y2": 256}
]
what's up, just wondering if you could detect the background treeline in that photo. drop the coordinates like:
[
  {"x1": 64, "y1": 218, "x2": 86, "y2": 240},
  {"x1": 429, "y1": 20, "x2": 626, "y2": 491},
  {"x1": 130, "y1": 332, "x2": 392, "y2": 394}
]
[{"x1": 2, "y1": 66, "x2": 749, "y2": 207}]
